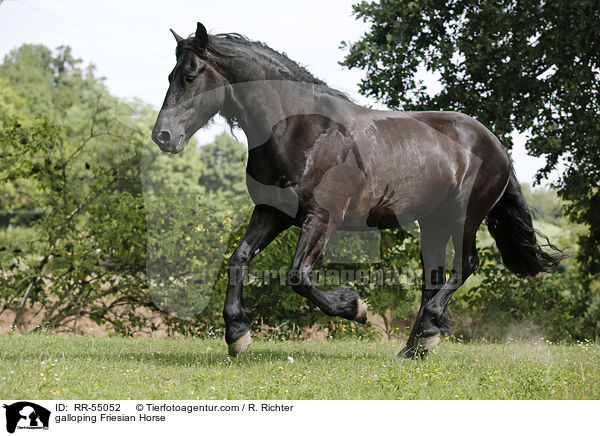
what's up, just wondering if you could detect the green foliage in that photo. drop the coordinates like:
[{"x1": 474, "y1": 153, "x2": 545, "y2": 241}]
[
  {"x1": 0, "y1": 108, "x2": 151, "y2": 333},
  {"x1": 0, "y1": 44, "x2": 164, "y2": 333},
  {"x1": 0, "y1": 77, "x2": 26, "y2": 116},
  {"x1": 196, "y1": 133, "x2": 248, "y2": 198},
  {"x1": 0, "y1": 44, "x2": 102, "y2": 118},
  {"x1": 521, "y1": 184, "x2": 563, "y2": 224}
]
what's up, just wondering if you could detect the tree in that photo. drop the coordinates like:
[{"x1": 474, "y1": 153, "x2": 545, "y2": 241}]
[
  {"x1": 0, "y1": 44, "x2": 101, "y2": 118},
  {"x1": 0, "y1": 110, "x2": 149, "y2": 333},
  {"x1": 0, "y1": 44, "x2": 164, "y2": 333},
  {"x1": 341, "y1": 0, "x2": 600, "y2": 278},
  {"x1": 197, "y1": 133, "x2": 247, "y2": 198},
  {"x1": 0, "y1": 45, "x2": 138, "y2": 228}
]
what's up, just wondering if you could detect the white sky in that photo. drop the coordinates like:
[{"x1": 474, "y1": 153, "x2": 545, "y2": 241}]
[{"x1": 0, "y1": 0, "x2": 552, "y2": 185}]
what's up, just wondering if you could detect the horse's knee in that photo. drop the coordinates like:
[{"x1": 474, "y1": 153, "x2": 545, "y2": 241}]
[
  {"x1": 287, "y1": 267, "x2": 310, "y2": 294},
  {"x1": 462, "y1": 253, "x2": 479, "y2": 279},
  {"x1": 230, "y1": 244, "x2": 251, "y2": 267},
  {"x1": 423, "y1": 301, "x2": 444, "y2": 320}
]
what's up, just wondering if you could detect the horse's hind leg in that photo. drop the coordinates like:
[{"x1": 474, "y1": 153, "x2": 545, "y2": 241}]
[
  {"x1": 224, "y1": 205, "x2": 290, "y2": 356},
  {"x1": 403, "y1": 216, "x2": 481, "y2": 359},
  {"x1": 400, "y1": 217, "x2": 450, "y2": 359},
  {"x1": 287, "y1": 214, "x2": 368, "y2": 323},
  {"x1": 407, "y1": 162, "x2": 506, "y2": 356},
  {"x1": 422, "y1": 223, "x2": 480, "y2": 335}
]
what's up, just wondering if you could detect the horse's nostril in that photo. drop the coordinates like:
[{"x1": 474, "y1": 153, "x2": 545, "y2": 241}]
[{"x1": 157, "y1": 130, "x2": 171, "y2": 145}]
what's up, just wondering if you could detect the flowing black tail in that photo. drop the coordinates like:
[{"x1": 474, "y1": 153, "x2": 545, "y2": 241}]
[{"x1": 487, "y1": 169, "x2": 565, "y2": 277}]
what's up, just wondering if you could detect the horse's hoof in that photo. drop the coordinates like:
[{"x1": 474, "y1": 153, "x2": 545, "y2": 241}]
[
  {"x1": 228, "y1": 330, "x2": 251, "y2": 357},
  {"x1": 397, "y1": 347, "x2": 419, "y2": 360},
  {"x1": 419, "y1": 332, "x2": 441, "y2": 350},
  {"x1": 354, "y1": 299, "x2": 368, "y2": 324}
]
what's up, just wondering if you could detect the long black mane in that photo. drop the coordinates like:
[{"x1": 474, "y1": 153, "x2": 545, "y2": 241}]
[{"x1": 177, "y1": 32, "x2": 351, "y2": 102}]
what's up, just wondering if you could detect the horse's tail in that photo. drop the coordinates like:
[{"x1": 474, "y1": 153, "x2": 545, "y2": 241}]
[{"x1": 486, "y1": 168, "x2": 565, "y2": 277}]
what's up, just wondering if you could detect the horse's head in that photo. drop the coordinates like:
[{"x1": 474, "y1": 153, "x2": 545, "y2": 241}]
[{"x1": 152, "y1": 22, "x2": 228, "y2": 153}]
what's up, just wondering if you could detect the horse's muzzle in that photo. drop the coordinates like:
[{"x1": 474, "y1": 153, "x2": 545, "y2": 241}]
[{"x1": 151, "y1": 125, "x2": 186, "y2": 154}]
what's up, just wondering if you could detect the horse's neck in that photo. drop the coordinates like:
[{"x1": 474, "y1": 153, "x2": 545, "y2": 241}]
[
  {"x1": 223, "y1": 77, "x2": 354, "y2": 148},
  {"x1": 216, "y1": 54, "x2": 317, "y2": 141}
]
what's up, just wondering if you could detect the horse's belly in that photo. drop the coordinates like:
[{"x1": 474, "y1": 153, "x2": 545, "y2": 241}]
[{"x1": 339, "y1": 183, "x2": 449, "y2": 231}]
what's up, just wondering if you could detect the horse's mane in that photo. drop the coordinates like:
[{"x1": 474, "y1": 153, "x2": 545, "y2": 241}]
[{"x1": 178, "y1": 32, "x2": 352, "y2": 102}]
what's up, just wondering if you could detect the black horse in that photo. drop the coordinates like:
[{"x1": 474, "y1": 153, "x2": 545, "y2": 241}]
[{"x1": 152, "y1": 23, "x2": 562, "y2": 358}]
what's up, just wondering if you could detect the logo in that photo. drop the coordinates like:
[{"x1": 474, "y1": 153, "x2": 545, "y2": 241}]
[{"x1": 2, "y1": 402, "x2": 50, "y2": 434}]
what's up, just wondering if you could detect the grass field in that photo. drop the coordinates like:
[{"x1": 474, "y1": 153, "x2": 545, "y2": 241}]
[{"x1": 0, "y1": 334, "x2": 598, "y2": 400}]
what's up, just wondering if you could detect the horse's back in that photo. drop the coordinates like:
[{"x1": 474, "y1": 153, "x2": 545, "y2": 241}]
[
  {"x1": 360, "y1": 109, "x2": 507, "y2": 163},
  {"x1": 355, "y1": 109, "x2": 511, "y2": 187}
]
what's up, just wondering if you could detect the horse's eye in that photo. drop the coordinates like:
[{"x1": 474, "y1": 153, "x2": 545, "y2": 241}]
[{"x1": 184, "y1": 75, "x2": 196, "y2": 84}]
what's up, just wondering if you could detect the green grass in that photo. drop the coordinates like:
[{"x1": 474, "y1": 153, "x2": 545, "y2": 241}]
[{"x1": 0, "y1": 334, "x2": 598, "y2": 399}]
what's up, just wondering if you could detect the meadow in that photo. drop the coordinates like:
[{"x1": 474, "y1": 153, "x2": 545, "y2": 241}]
[{"x1": 0, "y1": 334, "x2": 598, "y2": 400}]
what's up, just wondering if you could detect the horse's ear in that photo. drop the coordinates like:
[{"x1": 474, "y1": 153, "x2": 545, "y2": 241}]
[
  {"x1": 194, "y1": 22, "x2": 208, "y2": 50},
  {"x1": 170, "y1": 29, "x2": 184, "y2": 44}
]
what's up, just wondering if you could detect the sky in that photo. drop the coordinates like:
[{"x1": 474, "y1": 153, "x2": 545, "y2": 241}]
[{"x1": 0, "y1": 0, "x2": 552, "y2": 184}]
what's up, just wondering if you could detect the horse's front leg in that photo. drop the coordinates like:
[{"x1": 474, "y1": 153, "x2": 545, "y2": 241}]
[
  {"x1": 224, "y1": 206, "x2": 289, "y2": 356},
  {"x1": 287, "y1": 214, "x2": 368, "y2": 323}
]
